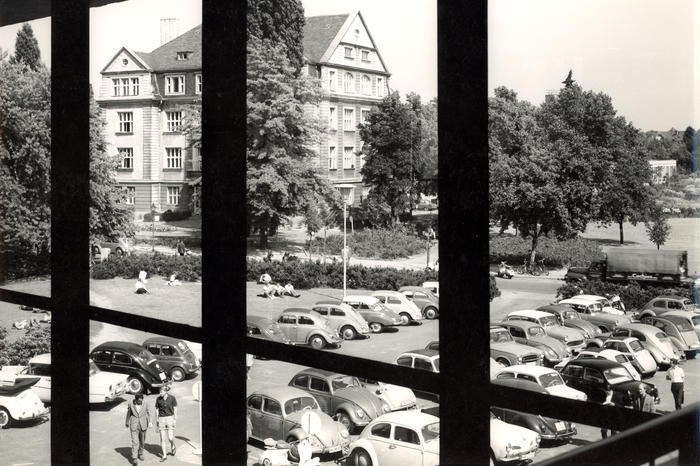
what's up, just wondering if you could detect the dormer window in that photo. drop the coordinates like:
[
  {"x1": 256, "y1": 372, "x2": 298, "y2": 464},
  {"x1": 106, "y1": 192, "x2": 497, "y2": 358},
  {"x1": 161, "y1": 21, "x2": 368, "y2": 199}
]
[
  {"x1": 176, "y1": 51, "x2": 191, "y2": 60},
  {"x1": 165, "y1": 75, "x2": 185, "y2": 95}
]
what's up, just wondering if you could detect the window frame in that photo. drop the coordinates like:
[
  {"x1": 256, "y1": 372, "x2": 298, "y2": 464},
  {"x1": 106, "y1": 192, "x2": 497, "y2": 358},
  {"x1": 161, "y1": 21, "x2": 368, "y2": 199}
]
[
  {"x1": 343, "y1": 107, "x2": 355, "y2": 130},
  {"x1": 166, "y1": 186, "x2": 181, "y2": 205},
  {"x1": 328, "y1": 145, "x2": 338, "y2": 170},
  {"x1": 165, "y1": 74, "x2": 186, "y2": 95},
  {"x1": 165, "y1": 147, "x2": 183, "y2": 169},
  {"x1": 117, "y1": 111, "x2": 133, "y2": 133},
  {"x1": 118, "y1": 147, "x2": 133, "y2": 169},
  {"x1": 165, "y1": 111, "x2": 183, "y2": 132},
  {"x1": 343, "y1": 146, "x2": 355, "y2": 169}
]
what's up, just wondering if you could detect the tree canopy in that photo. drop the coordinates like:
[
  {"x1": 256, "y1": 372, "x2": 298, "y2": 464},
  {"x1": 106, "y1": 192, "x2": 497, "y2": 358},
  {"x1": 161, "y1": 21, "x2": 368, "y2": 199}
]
[
  {"x1": 10, "y1": 23, "x2": 42, "y2": 71},
  {"x1": 247, "y1": 0, "x2": 305, "y2": 73}
]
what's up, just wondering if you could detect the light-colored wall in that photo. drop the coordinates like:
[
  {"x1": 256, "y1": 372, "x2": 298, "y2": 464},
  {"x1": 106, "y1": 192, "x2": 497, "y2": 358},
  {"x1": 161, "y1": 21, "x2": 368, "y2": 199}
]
[
  {"x1": 99, "y1": 72, "x2": 153, "y2": 100},
  {"x1": 104, "y1": 105, "x2": 145, "y2": 182}
]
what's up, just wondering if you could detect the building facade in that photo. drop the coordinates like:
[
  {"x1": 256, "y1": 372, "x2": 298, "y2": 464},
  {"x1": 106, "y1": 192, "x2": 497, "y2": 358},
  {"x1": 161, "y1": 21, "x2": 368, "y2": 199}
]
[
  {"x1": 302, "y1": 12, "x2": 391, "y2": 199},
  {"x1": 648, "y1": 159, "x2": 677, "y2": 184},
  {"x1": 97, "y1": 23, "x2": 202, "y2": 218}
]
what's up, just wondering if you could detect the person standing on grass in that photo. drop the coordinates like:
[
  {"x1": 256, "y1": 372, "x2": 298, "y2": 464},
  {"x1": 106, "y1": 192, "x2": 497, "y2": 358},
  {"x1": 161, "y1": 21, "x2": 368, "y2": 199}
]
[
  {"x1": 155, "y1": 385, "x2": 178, "y2": 461},
  {"x1": 176, "y1": 239, "x2": 186, "y2": 256},
  {"x1": 666, "y1": 358, "x2": 685, "y2": 410},
  {"x1": 125, "y1": 393, "x2": 152, "y2": 465}
]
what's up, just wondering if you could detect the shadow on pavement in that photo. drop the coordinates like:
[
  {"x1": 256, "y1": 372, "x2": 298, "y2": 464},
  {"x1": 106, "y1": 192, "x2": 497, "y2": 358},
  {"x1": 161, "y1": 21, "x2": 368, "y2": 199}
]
[
  {"x1": 90, "y1": 398, "x2": 127, "y2": 412},
  {"x1": 13, "y1": 416, "x2": 49, "y2": 428}
]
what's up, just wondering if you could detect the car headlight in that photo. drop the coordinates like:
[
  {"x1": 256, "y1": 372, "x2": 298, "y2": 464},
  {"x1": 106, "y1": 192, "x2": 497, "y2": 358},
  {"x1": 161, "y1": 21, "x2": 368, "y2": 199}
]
[
  {"x1": 517, "y1": 356, "x2": 523, "y2": 362},
  {"x1": 381, "y1": 402, "x2": 391, "y2": 413},
  {"x1": 539, "y1": 422, "x2": 547, "y2": 433},
  {"x1": 339, "y1": 425, "x2": 349, "y2": 439},
  {"x1": 355, "y1": 408, "x2": 365, "y2": 418},
  {"x1": 545, "y1": 348, "x2": 556, "y2": 357}
]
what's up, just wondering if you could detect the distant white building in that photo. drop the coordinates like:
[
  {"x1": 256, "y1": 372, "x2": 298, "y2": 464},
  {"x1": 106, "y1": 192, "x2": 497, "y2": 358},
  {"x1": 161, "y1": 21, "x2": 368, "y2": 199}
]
[{"x1": 649, "y1": 159, "x2": 677, "y2": 184}]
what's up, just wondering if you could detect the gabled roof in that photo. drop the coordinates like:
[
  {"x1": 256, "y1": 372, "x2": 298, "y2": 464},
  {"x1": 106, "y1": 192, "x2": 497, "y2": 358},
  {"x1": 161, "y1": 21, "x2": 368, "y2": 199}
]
[
  {"x1": 100, "y1": 47, "x2": 152, "y2": 74},
  {"x1": 136, "y1": 24, "x2": 202, "y2": 72},
  {"x1": 303, "y1": 14, "x2": 350, "y2": 63}
]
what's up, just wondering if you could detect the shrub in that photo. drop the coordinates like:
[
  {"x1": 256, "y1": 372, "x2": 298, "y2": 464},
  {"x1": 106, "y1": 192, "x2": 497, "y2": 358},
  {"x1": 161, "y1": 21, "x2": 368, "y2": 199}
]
[
  {"x1": 556, "y1": 280, "x2": 694, "y2": 311},
  {"x1": 134, "y1": 222, "x2": 177, "y2": 232},
  {"x1": 489, "y1": 275, "x2": 500, "y2": 302},
  {"x1": 489, "y1": 235, "x2": 603, "y2": 268},
  {"x1": 314, "y1": 227, "x2": 428, "y2": 260},
  {"x1": 153, "y1": 236, "x2": 202, "y2": 249},
  {"x1": 247, "y1": 259, "x2": 438, "y2": 290},
  {"x1": 161, "y1": 209, "x2": 192, "y2": 222},
  {"x1": 91, "y1": 252, "x2": 201, "y2": 281},
  {"x1": 0, "y1": 326, "x2": 51, "y2": 366}
]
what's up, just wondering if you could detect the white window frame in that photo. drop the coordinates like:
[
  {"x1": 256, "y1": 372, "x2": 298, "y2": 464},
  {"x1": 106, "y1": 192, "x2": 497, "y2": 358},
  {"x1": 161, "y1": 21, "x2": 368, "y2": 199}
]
[
  {"x1": 344, "y1": 73, "x2": 354, "y2": 93},
  {"x1": 165, "y1": 75, "x2": 185, "y2": 95},
  {"x1": 130, "y1": 77, "x2": 139, "y2": 96},
  {"x1": 112, "y1": 78, "x2": 120, "y2": 96},
  {"x1": 165, "y1": 147, "x2": 183, "y2": 169},
  {"x1": 195, "y1": 74, "x2": 202, "y2": 94},
  {"x1": 328, "y1": 146, "x2": 337, "y2": 170},
  {"x1": 343, "y1": 146, "x2": 355, "y2": 169},
  {"x1": 121, "y1": 78, "x2": 129, "y2": 96},
  {"x1": 328, "y1": 106, "x2": 337, "y2": 130},
  {"x1": 117, "y1": 112, "x2": 133, "y2": 133},
  {"x1": 360, "y1": 108, "x2": 371, "y2": 125},
  {"x1": 361, "y1": 75, "x2": 371, "y2": 95},
  {"x1": 361, "y1": 50, "x2": 370, "y2": 62},
  {"x1": 377, "y1": 77, "x2": 385, "y2": 97},
  {"x1": 165, "y1": 111, "x2": 182, "y2": 132},
  {"x1": 166, "y1": 186, "x2": 180, "y2": 205},
  {"x1": 125, "y1": 186, "x2": 136, "y2": 205},
  {"x1": 328, "y1": 70, "x2": 336, "y2": 92},
  {"x1": 118, "y1": 147, "x2": 133, "y2": 169},
  {"x1": 343, "y1": 108, "x2": 355, "y2": 131},
  {"x1": 344, "y1": 46, "x2": 354, "y2": 59}
]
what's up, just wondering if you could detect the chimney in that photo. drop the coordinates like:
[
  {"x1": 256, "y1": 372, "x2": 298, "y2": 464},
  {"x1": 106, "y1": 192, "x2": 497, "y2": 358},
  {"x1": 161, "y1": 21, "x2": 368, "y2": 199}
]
[{"x1": 160, "y1": 18, "x2": 179, "y2": 45}]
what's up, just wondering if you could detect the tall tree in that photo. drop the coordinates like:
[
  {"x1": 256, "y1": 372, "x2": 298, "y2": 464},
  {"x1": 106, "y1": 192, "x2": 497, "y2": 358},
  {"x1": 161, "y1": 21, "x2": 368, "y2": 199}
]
[
  {"x1": 247, "y1": 0, "x2": 305, "y2": 73},
  {"x1": 10, "y1": 23, "x2": 42, "y2": 71},
  {"x1": 418, "y1": 97, "x2": 438, "y2": 196},
  {"x1": 645, "y1": 208, "x2": 671, "y2": 249}
]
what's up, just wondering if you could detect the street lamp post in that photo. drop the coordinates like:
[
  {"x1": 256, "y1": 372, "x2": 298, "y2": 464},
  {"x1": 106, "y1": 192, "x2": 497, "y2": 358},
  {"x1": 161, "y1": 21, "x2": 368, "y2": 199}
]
[
  {"x1": 150, "y1": 202, "x2": 157, "y2": 252},
  {"x1": 336, "y1": 184, "x2": 355, "y2": 297}
]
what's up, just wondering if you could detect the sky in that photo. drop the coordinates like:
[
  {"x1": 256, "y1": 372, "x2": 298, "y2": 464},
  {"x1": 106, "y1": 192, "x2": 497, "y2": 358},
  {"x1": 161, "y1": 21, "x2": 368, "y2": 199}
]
[{"x1": 489, "y1": 0, "x2": 698, "y2": 131}]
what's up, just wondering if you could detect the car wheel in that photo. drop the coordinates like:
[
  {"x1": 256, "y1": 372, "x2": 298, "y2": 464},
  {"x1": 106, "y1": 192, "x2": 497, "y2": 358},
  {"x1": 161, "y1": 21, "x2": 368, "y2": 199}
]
[
  {"x1": 170, "y1": 367, "x2": 186, "y2": 382},
  {"x1": 399, "y1": 313, "x2": 411, "y2": 325},
  {"x1": 496, "y1": 358, "x2": 510, "y2": 367},
  {"x1": 341, "y1": 325, "x2": 357, "y2": 340},
  {"x1": 115, "y1": 247, "x2": 124, "y2": 256},
  {"x1": 0, "y1": 407, "x2": 11, "y2": 428},
  {"x1": 369, "y1": 322, "x2": 383, "y2": 333},
  {"x1": 424, "y1": 307, "x2": 438, "y2": 319},
  {"x1": 336, "y1": 411, "x2": 355, "y2": 432},
  {"x1": 286, "y1": 436, "x2": 300, "y2": 462},
  {"x1": 353, "y1": 448, "x2": 373, "y2": 466},
  {"x1": 127, "y1": 377, "x2": 144, "y2": 394},
  {"x1": 309, "y1": 335, "x2": 327, "y2": 350},
  {"x1": 262, "y1": 458, "x2": 272, "y2": 466}
]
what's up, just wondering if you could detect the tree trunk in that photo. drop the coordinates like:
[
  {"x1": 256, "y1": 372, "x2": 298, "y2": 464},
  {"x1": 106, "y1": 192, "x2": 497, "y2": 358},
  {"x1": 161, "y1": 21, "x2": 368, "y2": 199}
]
[
  {"x1": 529, "y1": 234, "x2": 538, "y2": 272},
  {"x1": 618, "y1": 220, "x2": 624, "y2": 245}
]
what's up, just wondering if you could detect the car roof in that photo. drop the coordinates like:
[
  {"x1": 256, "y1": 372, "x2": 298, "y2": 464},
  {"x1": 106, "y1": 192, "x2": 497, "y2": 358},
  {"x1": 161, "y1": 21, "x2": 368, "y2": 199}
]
[
  {"x1": 250, "y1": 385, "x2": 315, "y2": 402},
  {"x1": 559, "y1": 296, "x2": 598, "y2": 304},
  {"x1": 28, "y1": 353, "x2": 51, "y2": 365},
  {"x1": 537, "y1": 304, "x2": 574, "y2": 313},
  {"x1": 501, "y1": 320, "x2": 541, "y2": 330},
  {"x1": 422, "y1": 281, "x2": 439, "y2": 287},
  {"x1": 507, "y1": 310, "x2": 553, "y2": 319},
  {"x1": 294, "y1": 368, "x2": 341, "y2": 379},
  {"x1": 372, "y1": 410, "x2": 439, "y2": 426},
  {"x1": 661, "y1": 311, "x2": 695, "y2": 319},
  {"x1": 372, "y1": 290, "x2": 402, "y2": 296},
  {"x1": 343, "y1": 295, "x2": 380, "y2": 304},
  {"x1": 500, "y1": 365, "x2": 557, "y2": 376},
  {"x1": 618, "y1": 323, "x2": 658, "y2": 333},
  {"x1": 605, "y1": 336, "x2": 637, "y2": 344},
  {"x1": 400, "y1": 349, "x2": 439, "y2": 358},
  {"x1": 92, "y1": 341, "x2": 145, "y2": 352},
  {"x1": 578, "y1": 295, "x2": 606, "y2": 300},
  {"x1": 399, "y1": 286, "x2": 431, "y2": 292},
  {"x1": 566, "y1": 358, "x2": 621, "y2": 370},
  {"x1": 280, "y1": 308, "x2": 321, "y2": 317},
  {"x1": 143, "y1": 336, "x2": 184, "y2": 346},
  {"x1": 491, "y1": 377, "x2": 549, "y2": 394},
  {"x1": 650, "y1": 295, "x2": 688, "y2": 300},
  {"x1": 315, "y1": 299, "x2": 342, "y2": 305},
  {"x1": 312, "y1": 302, "x2": 354, "y2": 311}
]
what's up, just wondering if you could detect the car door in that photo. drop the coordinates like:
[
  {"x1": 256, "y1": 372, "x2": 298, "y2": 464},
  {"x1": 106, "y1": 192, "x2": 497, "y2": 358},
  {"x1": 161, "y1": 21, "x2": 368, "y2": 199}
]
[
  {"x1": 260, "y1": 396, "x2": 284, "y2": 440},
  {"x1": 390, "y1": 425, "x2": 423, "y2": 466},
  {"x1": 91, "y1": 350, "x2": 114, "y2": 372},
  {"x1": 277, "y1": 314, "x2": 298, "y2": 342},
  {"x1": 507, "y1": 326, "x2": 528, "y2": 346},
  {"x1": 308, "y1": 376, "x2": 332, "y2": 415},
  {"x1": 582, "y1": 368, "x2": 605, "y2": 402},
  {"x1": 561, "y1": 364, "x2": 585, "y2": 393},
  {"x1": 297, "y1": 316, "x2": 316, "y2": 343},
  {"x1": 247, "y1": 395, "x2": 265, "y2": 439},
  {"x1": 366, "y1": 422, "x2": 395, "y2": 465},
  {"x1": 312, "y1": 306, "x2": 333, "y2": 329}
]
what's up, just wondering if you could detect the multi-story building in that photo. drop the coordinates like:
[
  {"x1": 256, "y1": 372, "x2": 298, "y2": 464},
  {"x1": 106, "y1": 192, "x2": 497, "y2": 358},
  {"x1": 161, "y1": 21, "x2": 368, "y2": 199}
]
[
  {"x1": 302, "y1": 11, "x2": 391, "y2": 198},
  {"x1": 97, "y1": 22, "x2": 202, "y2": 218}
]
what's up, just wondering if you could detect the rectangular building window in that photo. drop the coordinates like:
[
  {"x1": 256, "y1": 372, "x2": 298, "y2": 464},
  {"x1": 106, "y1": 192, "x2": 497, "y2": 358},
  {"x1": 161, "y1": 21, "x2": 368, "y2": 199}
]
[
  {"x1": 328, "y1": 146, "x2": 337, "y2": 170},
  {"x1": 121, "y1": 78, "x2": 129, "y2": 96},
  {"x1": 118, "y1": 147, "x2": 133, "y2": 169},
  {"x1": 166, "y1": 186, "x2": 180, "y2": 205},
  {"x1": 329, "y1": 106, "x2": 337, "y2": 130},
  {"x1": 165, "y1": 147, "x2": 182, "y2": 169},
  {"x1": 112, "y1": 78, "x2": 120, "y2": 96},
  {"x1": 377, "y1": 77, "x2": 385, "y2": 97},
  {"x1": 166, "y1": 111, "x2": 182, "y2": 132},
  {"x1": 361, "y1": 50, "x2": 370, "y2": 62},
  {"x1": 165, "y1": 75, "x2": 185, "y2": 95},
  {"x1": 344, "y1": 46, "x2": 353, "y2": 58},
  {"x1": 196, "y1": 74, "x2": 202, "y2": 94},
  {"x1": 343, "y1": 146, "x2": 355, "y2": 169},
  {"x1": 125, "y1": 186, "x2": 136, "y2": 205},
  {"x1": 360, "y1": 109, "x2": 371, "y2": 125},
  {"x1": 176, "y1": 51, "x2": 191, "y2": 60},
  {"x1": 112, "y1": 77, "x2": 139, "y2": 96},
  {"x1": 117, "y1": 112, "x2": 133, "y2": 133},
  {"x1": 344, "y1": 73, "x2": 354, "y2": 93},
  {"x1": 361, "y1": 75, "x2": 371, "y2": 95},
  {"x1": 131, "y1": 77, "x2": 139, "y2": 95},
  {"x1": 328, "y1": 70, "x2": 336, "y2": 91},
  {"x1": 343, "y1": 108, "x2": 355, "y2": 130}
]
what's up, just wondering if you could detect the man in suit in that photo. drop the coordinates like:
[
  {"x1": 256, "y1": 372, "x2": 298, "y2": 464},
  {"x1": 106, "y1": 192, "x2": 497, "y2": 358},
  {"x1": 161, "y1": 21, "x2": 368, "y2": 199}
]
[
  {"x1": 634, "y1": 384, "x2": 656, "y2": 413},
  {"x1": 125, "y1": 393, "x2": 152, "y2": 465}
]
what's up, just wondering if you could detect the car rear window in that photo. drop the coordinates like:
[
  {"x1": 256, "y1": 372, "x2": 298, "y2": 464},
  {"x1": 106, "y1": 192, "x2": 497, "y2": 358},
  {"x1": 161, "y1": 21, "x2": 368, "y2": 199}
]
[
  {"x1": 604, "y1": 367, "x2": 634, "y2": 384},
  {"x1": 284, "y1": 396, "x2": 317, "y2": 414},
  {"x1": 422, "y1": 422, "x2": 440, "y2": 442},
  {"x1": 490, "y1": 330, "x2": 512, "y2": 343},
  {"x1": 539, "y1": 372, "x2": 563, "y2": 387},
  {"x1": 528, "y1": 326, "x2": 545, "y2": 337},
  {"x1": 629, "y1": 340, "x2": 644, "y2": 352},
  {"x1": 666, "y1": 317, "x2": 693, "y2": 331},
  {"x1": 540, "y1": 316, "x2": 559, "y2": 327},
  {"x1": 655, "y1": 332, "x2": 668, "y2": 340}
]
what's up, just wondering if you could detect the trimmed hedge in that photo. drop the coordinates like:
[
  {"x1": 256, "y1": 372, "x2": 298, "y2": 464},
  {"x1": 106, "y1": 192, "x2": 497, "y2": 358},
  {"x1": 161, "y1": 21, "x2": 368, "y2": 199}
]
[
  {"x1": 490, "y1": 235, "x2": 603, "y2": 268},
  {"x1": 314, "y1": 227, "x2": 428, "y2": 260},
  {"x1": 247, "y1": 259, "x2": 438, "y2": 290},
  {"x1": 161, "y1": 209, "x2": 192, "y2": 222},
  {"x1": 556, "y1": 279, "x2": 694, "y2": 311},
  {"x1": 91, "y1": 252, "x2": 201, "y2": 281}
]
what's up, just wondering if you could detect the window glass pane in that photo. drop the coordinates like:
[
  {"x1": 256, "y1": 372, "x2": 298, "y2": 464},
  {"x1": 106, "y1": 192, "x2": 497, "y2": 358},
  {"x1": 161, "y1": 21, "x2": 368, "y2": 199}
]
[{"x1": 89, "y1": 1, "x2": 202, "y2": 326}]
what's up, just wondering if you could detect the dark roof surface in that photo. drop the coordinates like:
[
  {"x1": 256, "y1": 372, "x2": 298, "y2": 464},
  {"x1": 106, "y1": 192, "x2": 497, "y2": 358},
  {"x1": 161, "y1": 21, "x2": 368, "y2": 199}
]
[
  {"x1": 136, "y1": 24, "x2": 202, "y2": 72},
  {"x1": 302, "y1": 14, "x2": 349, "y2": 63}
]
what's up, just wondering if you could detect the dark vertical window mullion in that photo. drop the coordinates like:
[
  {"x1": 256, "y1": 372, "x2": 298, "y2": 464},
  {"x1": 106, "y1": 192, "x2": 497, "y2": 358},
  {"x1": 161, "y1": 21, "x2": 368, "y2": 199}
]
[
  {"x1": 201, "y1": 1, "x2": 247, "y2": 463},
  {"x1": 50, "y1": 0, "x2": 90, "y2": 464},
  {"x1": 439, "y1": 0, "x2": 489, "y2": 463}
]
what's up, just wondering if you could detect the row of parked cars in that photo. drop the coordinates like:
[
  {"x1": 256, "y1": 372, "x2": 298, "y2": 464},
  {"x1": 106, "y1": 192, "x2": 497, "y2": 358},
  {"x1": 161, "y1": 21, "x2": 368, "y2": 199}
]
[{"x1": 247, "y1": 286, "x2": 440, "y2": 350}]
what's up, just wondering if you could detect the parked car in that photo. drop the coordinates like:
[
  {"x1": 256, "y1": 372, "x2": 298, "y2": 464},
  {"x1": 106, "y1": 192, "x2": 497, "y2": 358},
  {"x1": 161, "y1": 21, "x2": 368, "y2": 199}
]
[
  {"x1": 499, "y1": 320, "x2": 570, "y2": 367},
  {"x1": 598, "y1": 337, "x2": 658, "y2": 378},
  {"x1": 559, "y1": 358, "x2": 659, "y2": 406},
  {"x1": 288, "y1": 369, "x2": 391, "y2": 432},
  {"x1": 490, "y1": 358, "x2": 507, "y2": 379},
  {"x1": 421, "y1": 281, "x2": 439, "y2": 297},
  {"x1": 395, "y1": 349, "x2": 440, "y2": 373},
  {"x1": 89, "y1": 341, "x2": 168, "y2": 394},
  {"x1": 348, "y1": 411, "x2": 439, "y2": 466},
  {"x1": 100, "y1": 238, "x2": 132, "y2": 256},
  {"x1": 537, "y1": 304, "x2": 603, "y2": 339},
  {"x1": 639, "y1": 314, "x2": 700, "y2": 359},
  {"x1": 356, "y1": 379, "x2": 418, "y2": 411},
  {"x1": 371, "y1": 290, "x2": 423, "y2": 325},
  {"x1": 310, "y1": 302, "x2": 371, "y2": 340},
  {"x1": 247, "y1": 315, "x2": 293, "y2": 345},
  {"x1": 639, "y1": 295, "x2": 695, "y2": 318},
  {"x1": 610, "y1": 323, "x2": 682, "y2": 367},
  {"x1": 489, "y1": 325, "x2": 544, "y2": 367},
  {"x1": 425, "y1": 341, "x2": 439, "y2": 351},
  {"x1": 576, "y1": 295, "x2": 625, "y2": 316},
  {"x1": 246, "y1": 386, "x2": 350, "y2": 457},
  {"x1": 557, "y1": 348, "x2": 640, "y2": 381},
  {"x1": 340, "y1": 296, "x2": 403, "y2": 333},
  {"x1": 558, "y1": 297, "x2": 631, "y2": 333},
  {"x1": 398, "y1": 286, "x2": 440, "y2": 319},
  {"x1": 142, "y1": 337, "x2": 201, "y2": 382},
  {"x1": 491, "y1": 378, "x2": 577, "y2": 442},
  {"x1": 0, "y1": 378, "x2": 50, "y2": 428},
  {"x1": 494, "y1": 365, "x2": 587, "y2": 401},
  {"x1": 276, "y1": 308, "x2": 343, "y2": 350},
  {"x1": 505, "y1": 310, "x2": 586, "y2": 354},
  {"x1": 89, "y1": 359, "x2": 129, "y2": 403},
  {"x1": 490, "y1": 411, "x2": 540, "y2": 464},
  {"x1": 655, "y1": 311, "x2": 700, "y2": 354},
  {"x1": 0, "y1": 353, "x2": 51, "y2": 403}
]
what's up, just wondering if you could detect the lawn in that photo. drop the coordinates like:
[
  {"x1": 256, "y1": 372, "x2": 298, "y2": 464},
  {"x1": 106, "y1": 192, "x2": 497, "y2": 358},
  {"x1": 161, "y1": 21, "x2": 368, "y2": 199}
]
[{"x1": 0, "y1": 300, "x2": 51, "y2": 345}]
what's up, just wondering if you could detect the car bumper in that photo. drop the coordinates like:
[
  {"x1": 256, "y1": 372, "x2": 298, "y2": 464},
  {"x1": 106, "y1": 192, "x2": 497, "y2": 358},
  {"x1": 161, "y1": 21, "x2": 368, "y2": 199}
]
[
  {"x1": 498, "y1": 446, "x2": 539, "y2": 463},
  {"x1": 105, "y1": 385, "x2": 127, "y2": 402},
  {"x1": 16, "y1": 406, "x2": 50, "y2": 421},
  {"x1": 541, "y1": 426, "x2": 577, "y2": 440}
]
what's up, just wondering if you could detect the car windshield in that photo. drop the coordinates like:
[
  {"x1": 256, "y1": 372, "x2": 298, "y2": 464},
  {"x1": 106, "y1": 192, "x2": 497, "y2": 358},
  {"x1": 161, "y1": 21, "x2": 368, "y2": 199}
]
[
  {"x1": 490, "y1": 330, "x2": 512, "y2": 343},
  {"x1": 666, "y1": 317, "x2": 693, "y2": 331},
  {"x1": 89, "y1": 360, "x2": 100, "y2": 376},
  {"x1": 629, "y1": 340, "x2": 645, "y2": 352},
  {"x1": 540, "y1": 316, "x2": 559, "y2": 327},
  {"x1": 604, "y1": 367, "x2": 634, "y2": 384},
  {"x1": 538, "y1": 372, "x2": 563, "y2": 388},
  {"x1": 563, "y1": 310, "x2": 579, "y2": 320},
  {"x1": 422, "y1": 422, "x2": 440, "y2": 442},
  {"x1": 655, "y1": 332, "x2": 669, "y2": 341},
  {"x1": 284, "y1": 396, "x2": 318, "y2": 415},
  {"x1": 528, "y1": 326, "x2": 546, "y2": 337},
  {"x1": 331, "y1": 375, "x2": 361, "y2": 390}
]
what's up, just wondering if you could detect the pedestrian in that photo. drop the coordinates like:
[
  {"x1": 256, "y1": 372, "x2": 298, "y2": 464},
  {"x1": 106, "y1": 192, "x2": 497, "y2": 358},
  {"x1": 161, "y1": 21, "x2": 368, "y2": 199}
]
[
  {"x1": 666, "y1": 358, "x2": 685, "y2": 410},
  {"x1": 176, "y1": 240, "x2": 186, "y2": 256},
  {"x1": 600, "y1": 386, "x2": 617, "y2": 439},
  {"x1": 634, "y1": 384, "x2": 656, "y2": 413},
  {"x1": 125, "y1": 393, "x2": 152, "y2": 465},
  {"x1": 155, "y1": 385, "x2": 178, "y2": 462}
]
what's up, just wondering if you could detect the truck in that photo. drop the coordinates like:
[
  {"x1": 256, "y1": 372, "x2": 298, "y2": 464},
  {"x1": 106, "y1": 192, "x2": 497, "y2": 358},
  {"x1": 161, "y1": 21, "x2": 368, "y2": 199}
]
[{"x1": 565, "y1": 249, "x2": 690, "y2": 286}]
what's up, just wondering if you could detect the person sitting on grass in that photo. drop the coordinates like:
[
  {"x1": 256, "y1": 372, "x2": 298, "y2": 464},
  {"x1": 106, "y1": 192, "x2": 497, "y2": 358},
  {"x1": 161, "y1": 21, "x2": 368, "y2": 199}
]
[
  {"x1": 135, "y1": 272, "x2": 150, "y2": 294},
  {"x1": 272, "y1": 282, "x2": 287, "y2": 297},
  {"x1": 284, "y1": 283, "x2": 300, "y2": 298},
  {"x1": 261, "y1": 283, "x2": 276, "y2": 299},
  {"x1": 167, "y1": 273, "x2": 182, "y2": 286}
]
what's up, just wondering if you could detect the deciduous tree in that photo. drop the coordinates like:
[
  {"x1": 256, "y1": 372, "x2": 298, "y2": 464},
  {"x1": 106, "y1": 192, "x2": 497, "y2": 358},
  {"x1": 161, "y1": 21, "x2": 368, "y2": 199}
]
[
  {"x1": 645, "y1": 207, "x2": 671, "y2": 249},
  {"x1": 247, "y1": 0, "x2": 305, "y2": 73}
]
